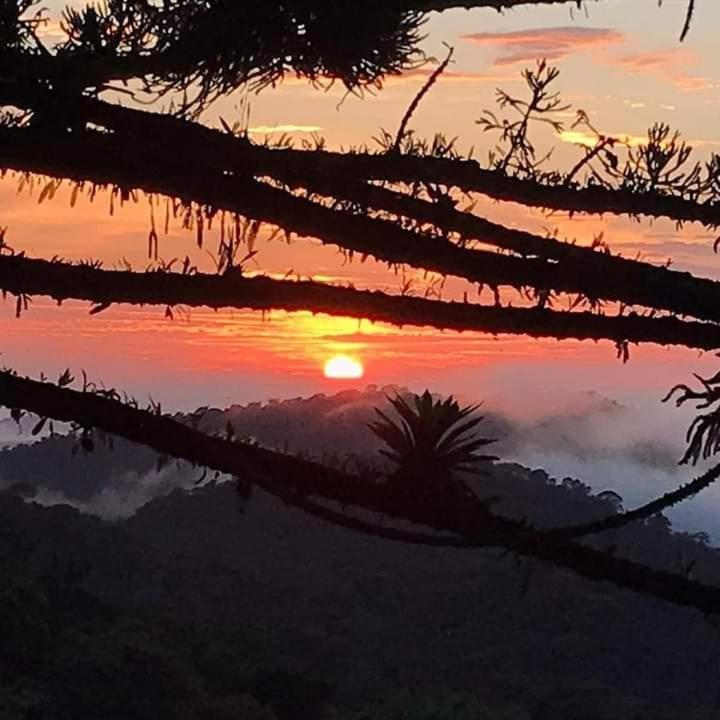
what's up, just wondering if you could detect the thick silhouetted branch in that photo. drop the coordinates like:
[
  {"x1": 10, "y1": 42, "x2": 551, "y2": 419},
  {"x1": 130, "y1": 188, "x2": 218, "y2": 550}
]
[
  {"x1": 4, "y1": 121, "x2": 720, "y2": 327},
  {"x1": 5, "y1": 78, "x2": 720, "y2": 235},
  {"x1": 43, "y1": 0, "x2": 592, "y2": 98},
  {"x1": 4, "y1": 254, "x2": 720, "y2": 350},
  {"x1": 39, "y1": 95, "x2": 720, "y2": 323},
  {"x1": 5, "y1": 2, "x2": 425, "y2": 100},
  {"x1": 0, "y1": 128, "x2": 650, "y2": 300},
  {"x1": 6, "y1": 90, "x2": 720, "y2": 325},
  {"x1": 0, "y1": 0, "x2": 594, "y2": 104},
  {"x1": 1, "y1": 369, "x2": 719, "y2": 614},
  {"x1": 268, "y1": 150, "x2": 720, "y2": 228}
]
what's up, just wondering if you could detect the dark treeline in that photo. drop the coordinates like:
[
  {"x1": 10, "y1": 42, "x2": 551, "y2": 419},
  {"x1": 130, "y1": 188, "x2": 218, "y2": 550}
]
[{"x1": 2, "y1": 444, "x2": 720, "y2": 719}]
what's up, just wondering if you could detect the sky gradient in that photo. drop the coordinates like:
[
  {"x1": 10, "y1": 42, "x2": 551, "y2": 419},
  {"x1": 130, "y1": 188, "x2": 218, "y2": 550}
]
[{"x1": 3, "y1": 0, "x2": 720, "y2": 418}]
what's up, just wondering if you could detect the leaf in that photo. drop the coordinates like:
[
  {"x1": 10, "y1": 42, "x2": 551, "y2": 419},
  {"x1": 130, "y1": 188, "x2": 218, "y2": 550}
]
[
  {"x1": 70, "y1": 184, "x2": 80, "y2": 208},
  {"x1": 148, "y1": 228, "x2": 159, "y2": 260},
  {"x1": 89, "y1": 302, "x2": 111, "y2": 315},
  {"x1": 58, "y1": 369, "x2": 74, "y2": 387},
  {"x1": 37, "y1": 181, "x2": 54, "y2": 205},
  {"x1": 31, "y1": 417, "x2": 47, "y2": 436}
]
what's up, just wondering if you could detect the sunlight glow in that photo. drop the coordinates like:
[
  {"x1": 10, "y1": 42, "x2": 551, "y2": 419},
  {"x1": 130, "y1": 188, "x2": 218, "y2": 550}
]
[{"x1": 323, "y1": 355, "x2": 364, "y2": 379}]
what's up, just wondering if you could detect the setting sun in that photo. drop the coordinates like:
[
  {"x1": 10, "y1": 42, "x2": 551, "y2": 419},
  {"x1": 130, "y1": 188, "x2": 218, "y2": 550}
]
[{"x1": 323, "y1": 355, "x2": 364, "y2": 379}]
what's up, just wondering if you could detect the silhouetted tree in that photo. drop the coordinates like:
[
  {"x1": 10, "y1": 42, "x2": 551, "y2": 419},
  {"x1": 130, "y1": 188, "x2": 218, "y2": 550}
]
[{"x1": 369, "y1": 390, "x2": 496, "y2": 498}]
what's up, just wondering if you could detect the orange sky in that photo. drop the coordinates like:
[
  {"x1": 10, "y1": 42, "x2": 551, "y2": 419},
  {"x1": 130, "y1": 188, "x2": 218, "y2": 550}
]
[{"x1": 3, "y1": 0, "x2": 720, "y2": 412}]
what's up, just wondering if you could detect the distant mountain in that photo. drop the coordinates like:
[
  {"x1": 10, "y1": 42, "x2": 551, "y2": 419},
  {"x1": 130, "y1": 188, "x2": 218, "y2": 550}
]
[
  {"x1": 0, "y1": 386, "x2": 689, "y2": 524},
  {"x1": 0, "y1": 384, "x2": 717, "y2": 716}
]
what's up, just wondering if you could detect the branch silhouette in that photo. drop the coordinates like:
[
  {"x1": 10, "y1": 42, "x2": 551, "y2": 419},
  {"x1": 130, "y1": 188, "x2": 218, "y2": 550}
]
[
  {"x1": 2, "y1": 369, "x2": 720, "y2": 615},
  {"x1": 550, "y1": 463, "x2": 720, "y2": 540},
  {"x1": 0, "y1": 0, "x2": 715, "y2": 627},
  {"x1": 4, "y1": 254, "x2": 720, "y2": 350},
  {"x1": 4, "y1": 117, "x2": 720, "y2": 327}
]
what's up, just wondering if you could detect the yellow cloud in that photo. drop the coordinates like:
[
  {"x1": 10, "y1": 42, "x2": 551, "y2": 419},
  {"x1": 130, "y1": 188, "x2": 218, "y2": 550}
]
[
  {"x1": 558, "y1": 129, "x2": 720, "y2": 150},
  {"x1": 557, "y1": 129, "x2": 649, "y2": 148},
  {"x1": 247, "y1": 125, "x2": 323, "y2": 135},
  {"x1": 35, "y1": 19, "x2": 66, "y2": 43},
  {"x1": 389, "y1": 68, "x2": 514, "y2": 85}
]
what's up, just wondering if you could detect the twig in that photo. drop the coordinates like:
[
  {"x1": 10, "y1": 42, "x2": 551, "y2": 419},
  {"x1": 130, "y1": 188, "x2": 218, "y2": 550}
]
[
  {"x1": 680, "y1": 0, "x2": 696, "y2": 42},
  {"x1": 393, "y1": 45, "x2": 454, "y2": 152}
]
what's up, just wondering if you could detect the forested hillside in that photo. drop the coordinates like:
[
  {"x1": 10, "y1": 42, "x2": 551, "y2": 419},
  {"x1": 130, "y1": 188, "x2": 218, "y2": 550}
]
[{"x1": 2, "y1": 393, "x2": 720, "y2": 718}]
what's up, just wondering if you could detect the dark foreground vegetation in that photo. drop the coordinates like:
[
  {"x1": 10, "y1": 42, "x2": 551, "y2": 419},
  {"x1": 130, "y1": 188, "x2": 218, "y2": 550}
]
[{"x1": 2, "y1": 391, "x2": 720, "y2": 719}]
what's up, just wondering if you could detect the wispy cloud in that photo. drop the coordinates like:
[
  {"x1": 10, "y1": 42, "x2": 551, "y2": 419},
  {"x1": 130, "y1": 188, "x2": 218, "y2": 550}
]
[
  {"x1": 392, "y1": 67, "x2": 515, "y2": 85},
  {"x1": 671, "y1": 73, "x2": 717, "y2": 93},
  {"x1": 558, "y1": 128, "x2": 720, "y2": 150},
  {"x1": 612, "y1": 49, "x2": 691, "y2": 72},
  {"x1": 461, "y1": 27, "x2": 624, "y2": 66},
  {"x1": 558, "y1": 129, "x2": 651, "y2": 148},
  {"x1": 247, "y1": 124, "x2": 323, "y2": 135},
  {"x1": 608, "y1": 49, "x2": 715, "y2": 93}
]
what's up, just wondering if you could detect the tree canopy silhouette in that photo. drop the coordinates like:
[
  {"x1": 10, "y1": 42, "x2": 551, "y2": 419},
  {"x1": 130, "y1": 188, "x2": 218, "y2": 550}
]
[
  {"x1": 0, "y1": 0, "x2": 719, "y2": 614},
  {"x1": 368, "y1": 390, "x2": 497, "y2": 492}
]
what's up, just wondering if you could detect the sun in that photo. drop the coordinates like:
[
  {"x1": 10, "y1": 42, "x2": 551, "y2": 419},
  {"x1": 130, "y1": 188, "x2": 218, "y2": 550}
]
[{"x1": 323, "y1": 355, "x2": 364, "y2": 379}]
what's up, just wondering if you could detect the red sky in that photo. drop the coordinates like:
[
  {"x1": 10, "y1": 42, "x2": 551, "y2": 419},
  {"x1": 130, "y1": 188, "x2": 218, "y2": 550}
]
[{"x1": 3, "y1": 0, "x2": 720, "y2": 414}]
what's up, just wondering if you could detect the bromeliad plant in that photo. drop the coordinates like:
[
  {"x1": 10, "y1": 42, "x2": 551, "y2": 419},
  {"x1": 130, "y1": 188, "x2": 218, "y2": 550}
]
[{"x1": 368, "y1": 390, "x2": 497, "y2": 491}]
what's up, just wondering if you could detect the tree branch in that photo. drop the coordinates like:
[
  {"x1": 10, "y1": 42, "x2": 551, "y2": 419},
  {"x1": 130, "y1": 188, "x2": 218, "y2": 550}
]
[
  {"x1": 2, "y1": 369, "x2": 720, "y2": 614},
  {"x1": 4, "y1": 120, "x2": 720, "y2": 325},
  {"x1": 550, "y1": 463, "x2": 720, "y2": 540},
  {"x1": 4, "y1": 254, "x2": 720, "y2": 350}
]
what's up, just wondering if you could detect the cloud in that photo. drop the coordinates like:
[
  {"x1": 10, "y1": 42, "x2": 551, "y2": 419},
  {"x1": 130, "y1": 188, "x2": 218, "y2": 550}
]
[
  {"x1": 31, "y1": 465, "x2": 203, "y2": 520},
  {"x1": 671, "y1": 74, "x2": 717, "y2": 93},
  {"x1": 390, "y1": 67, "x2": 514, "y2": 85},
  {"x1": 557, "y1": 129, "x2": 649, "y2": 148},
  {"x1": 35, "y1": 19, "x2": 66, "y2": 44},
  {"x1": 6, "y1": 385, "x2": 707, "y2": 535},
  {"x1": 0, "y1": 413, "x2": 61, "y2": 448},
  {"x1": 609, "y1": 49, "x2": 715, "y2": 93},
  {"x1": 461, "y1": 27, "x2": 624, "y2": 66},
  {"x1": 612, "y1": 49, "x2": 689, "y2": 72},
  {"x1": 558, "y1": 128, "x2": 720, "y2": 150},
  {"x1": 247, "y1": 124, "x2": 323, "y2": 135}
]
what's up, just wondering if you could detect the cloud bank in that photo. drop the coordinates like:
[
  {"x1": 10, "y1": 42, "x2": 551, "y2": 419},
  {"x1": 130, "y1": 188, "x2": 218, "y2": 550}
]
[
  {"x1": 462, "y1": 27, "x2": 624, "y2": 66},
  {"x1": 3, "y1": 385, "x2": 713, "y2": 540}
]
